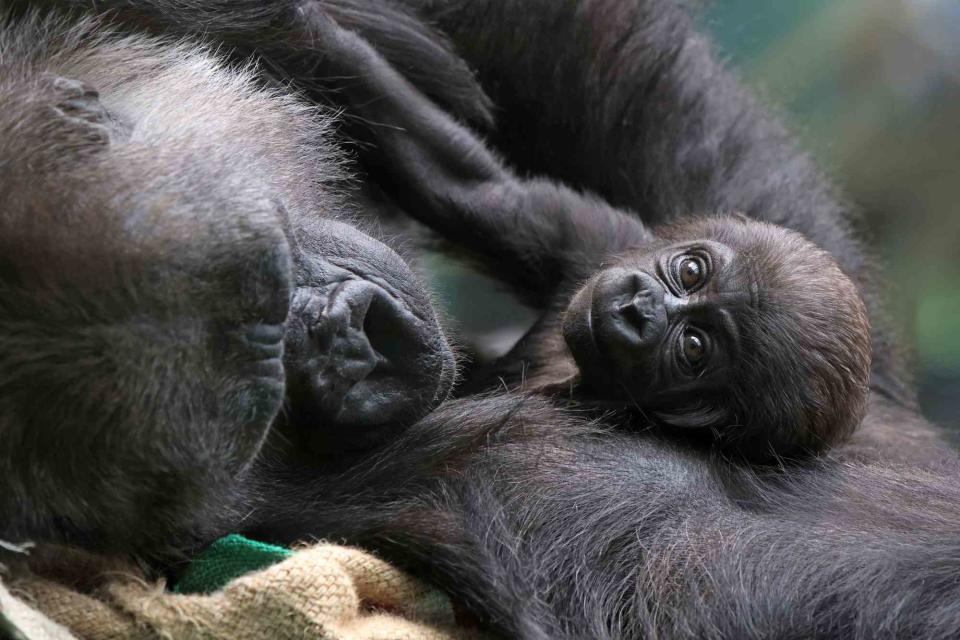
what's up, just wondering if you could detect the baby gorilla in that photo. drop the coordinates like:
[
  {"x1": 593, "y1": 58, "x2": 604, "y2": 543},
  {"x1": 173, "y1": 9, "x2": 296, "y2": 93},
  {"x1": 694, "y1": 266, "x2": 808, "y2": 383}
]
[
  {"x1": 559, "y1": 216, "x2": 870, "y2": 457},
  {"x1": 305, "y1": 10, "x2": 871, "y2": 460},
  {"x1": 0, "y1": 11, "x2": 454, "y2": 553}
]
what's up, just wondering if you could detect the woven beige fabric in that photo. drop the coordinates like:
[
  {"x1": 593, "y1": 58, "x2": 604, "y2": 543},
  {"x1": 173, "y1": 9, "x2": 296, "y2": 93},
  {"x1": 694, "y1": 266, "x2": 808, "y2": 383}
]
[
  {"x1": 9, "y1": 545, "x2": 488, "y2": 640},
  {"x1": 0, "y1": 578, "x2": 78, "y2": 640}
]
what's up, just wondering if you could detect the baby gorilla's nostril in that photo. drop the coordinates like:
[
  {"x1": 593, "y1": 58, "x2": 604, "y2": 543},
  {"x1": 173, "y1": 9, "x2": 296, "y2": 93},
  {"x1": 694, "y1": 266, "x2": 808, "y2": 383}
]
[
  {"x1": 609, "y1": 270, "x2": 662, "y2": 331},
  {"x1": 591, "y1": 269, "x2": 667, "y2": 359},
  {"x1": 618, "y1": 289, "x2": 660, "y2": 332}
]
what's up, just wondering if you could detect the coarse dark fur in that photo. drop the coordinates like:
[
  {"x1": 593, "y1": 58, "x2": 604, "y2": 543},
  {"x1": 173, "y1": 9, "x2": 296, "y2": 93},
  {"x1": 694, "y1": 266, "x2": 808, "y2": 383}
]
[
  {"x1": 0, "y1": 10, "x2": 455, "y2": 552},
  {"x1": 11, "y1": 0, "x2": 494, "y2": 126},
  {"x1": 395, "y1": 0, "x2": 909, "y2": 406},
  {"x1": 291, "y1": 9, "x2": 872, "y2": 461},
  {"x1": 248, "y1": 392, "x2": 960, "y2": 640},
  {"x1": 388, "y1": 0, "x2": 932, "y2": 460},
  {"x1": 4, "y1": 1, "x2": 959, "y2": 639}
]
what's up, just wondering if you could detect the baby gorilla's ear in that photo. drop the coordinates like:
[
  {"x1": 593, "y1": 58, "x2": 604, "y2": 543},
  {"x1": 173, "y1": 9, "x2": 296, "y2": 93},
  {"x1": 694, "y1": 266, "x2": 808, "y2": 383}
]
[
  {"x1": 40, "y1": 74, "x2": 112, "y2": 153},
  {"x1": 653, "y1": 403, "x2": 731, "y2": 431}
]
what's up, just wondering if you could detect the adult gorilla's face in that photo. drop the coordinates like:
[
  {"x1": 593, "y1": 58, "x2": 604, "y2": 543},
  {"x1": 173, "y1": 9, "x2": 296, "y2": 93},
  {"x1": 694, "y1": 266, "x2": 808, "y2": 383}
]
[{"x1": 282, "y1": 219, "x2": 456, "y2": 452}]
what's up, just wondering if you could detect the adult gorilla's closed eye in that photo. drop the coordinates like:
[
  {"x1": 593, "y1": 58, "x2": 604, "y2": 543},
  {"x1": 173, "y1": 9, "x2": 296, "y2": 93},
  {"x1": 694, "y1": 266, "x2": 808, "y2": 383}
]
[{"x1": 0, "y1": 12, "x2": 454, "y2": 552}]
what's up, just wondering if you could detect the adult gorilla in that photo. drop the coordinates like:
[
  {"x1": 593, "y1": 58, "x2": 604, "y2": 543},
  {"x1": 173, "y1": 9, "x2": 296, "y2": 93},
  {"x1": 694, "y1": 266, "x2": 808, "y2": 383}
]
[
  {"x1": 26, "y1": 0, "x2": 931, "y2": 459},
  {"x1": 0, "y1": 9, "x2": 456, "y2": 553}
]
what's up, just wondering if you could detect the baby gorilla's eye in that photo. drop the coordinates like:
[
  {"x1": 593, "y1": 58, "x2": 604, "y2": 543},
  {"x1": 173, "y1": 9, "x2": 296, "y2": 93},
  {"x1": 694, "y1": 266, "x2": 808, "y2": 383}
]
[
  {"x1": 680, "y1": 329, "x2": 708, "y2": 368},
  {"x1": 678, "y1": 257, "x2": 705, "y2": 291}
]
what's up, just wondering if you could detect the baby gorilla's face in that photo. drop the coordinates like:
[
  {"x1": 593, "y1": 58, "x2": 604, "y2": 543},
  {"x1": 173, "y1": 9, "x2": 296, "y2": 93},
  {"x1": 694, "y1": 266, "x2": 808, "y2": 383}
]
[
  {"x1": 561, "y1": 216, "x2": 872, "y2": 458},
  {"x1": 562, "y1": 238, "x2": 749, "y2": 420}
]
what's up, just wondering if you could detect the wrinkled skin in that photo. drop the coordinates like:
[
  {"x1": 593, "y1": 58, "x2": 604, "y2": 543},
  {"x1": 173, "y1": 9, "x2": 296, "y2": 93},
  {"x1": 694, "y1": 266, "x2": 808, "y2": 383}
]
[{"x1": 283, "y1": 218, "x2": 455, "y2": 452}]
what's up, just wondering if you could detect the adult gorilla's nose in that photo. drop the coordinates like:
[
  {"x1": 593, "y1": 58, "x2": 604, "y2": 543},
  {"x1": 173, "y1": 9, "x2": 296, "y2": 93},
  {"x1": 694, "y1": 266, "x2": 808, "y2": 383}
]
[{"x1": 283, "y1": 278, "x2": 455, "y2": 451}]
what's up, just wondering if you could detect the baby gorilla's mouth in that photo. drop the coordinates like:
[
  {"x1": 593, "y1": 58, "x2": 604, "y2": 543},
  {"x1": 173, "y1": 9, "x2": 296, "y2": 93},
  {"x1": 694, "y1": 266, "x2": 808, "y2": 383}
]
[{"x1": 283, "y1": 279, "x2": 448, "y2": 450}]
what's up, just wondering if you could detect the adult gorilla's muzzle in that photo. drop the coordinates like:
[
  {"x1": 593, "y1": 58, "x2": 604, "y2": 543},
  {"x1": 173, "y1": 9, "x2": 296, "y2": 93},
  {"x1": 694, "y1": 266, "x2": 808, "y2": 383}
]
[{"x1": 281, "y1": 219, "x2": 456, "y2": 452}]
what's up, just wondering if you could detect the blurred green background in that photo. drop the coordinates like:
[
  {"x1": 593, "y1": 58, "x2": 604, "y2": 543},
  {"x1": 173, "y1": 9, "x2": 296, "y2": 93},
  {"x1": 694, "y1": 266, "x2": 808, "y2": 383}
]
[
  {"x1": 425, "y1": 0, "x2": 960, "y2": 431},
  {"x1": 703, "y1": 0, "x2": 960, "y2": 430}
]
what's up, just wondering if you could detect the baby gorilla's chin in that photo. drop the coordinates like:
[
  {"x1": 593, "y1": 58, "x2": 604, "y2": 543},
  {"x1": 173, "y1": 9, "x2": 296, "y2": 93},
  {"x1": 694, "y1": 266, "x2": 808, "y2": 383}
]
[{"x1": 561, "y1": 278, "x2": 604, "y2": 374}]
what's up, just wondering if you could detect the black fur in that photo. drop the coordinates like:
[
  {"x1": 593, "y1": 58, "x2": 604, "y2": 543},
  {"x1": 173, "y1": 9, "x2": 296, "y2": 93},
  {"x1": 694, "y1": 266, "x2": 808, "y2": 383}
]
[
  {"x1": 249, "y1": 393, "x2": 960, "y2": 639},
  {"x1": 4, "y1": 2, "x2": 958, "y2": 639},
  {"x1": 12, "y1": 0, "x2": 494, "y2": 126}
]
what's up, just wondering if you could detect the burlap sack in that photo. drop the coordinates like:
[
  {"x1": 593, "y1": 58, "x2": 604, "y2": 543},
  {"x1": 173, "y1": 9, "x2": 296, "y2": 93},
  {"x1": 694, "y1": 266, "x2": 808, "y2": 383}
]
[
  {"x1": 1, "y1": 578, "x2": 77, "y2": 640},
  {"x1": 7, "y1": 544, "x2": 488, "y2": 640}
]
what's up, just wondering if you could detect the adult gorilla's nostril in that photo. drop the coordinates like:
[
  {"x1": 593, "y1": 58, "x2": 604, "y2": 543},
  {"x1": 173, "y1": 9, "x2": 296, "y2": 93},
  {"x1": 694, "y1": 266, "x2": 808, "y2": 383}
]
[
  {"x1": 284, "y1": 279, "x2": 451, "y2": 451},
  {"x1": 361, "y1": 288, "x2": 428, "y2": 366}
]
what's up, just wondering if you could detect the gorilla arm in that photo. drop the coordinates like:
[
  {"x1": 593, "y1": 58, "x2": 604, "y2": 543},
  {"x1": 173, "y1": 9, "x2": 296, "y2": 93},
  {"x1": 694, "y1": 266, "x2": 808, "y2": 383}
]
[
  {"x1": 294, "y1": 6, "x2": 654, "y2": 306},
  {"x1": 248, "y1": 393, "x2": 960, "y2": 640},
  {"x1": 403, "y1": 0, "x2": 920, "y2": 420}
]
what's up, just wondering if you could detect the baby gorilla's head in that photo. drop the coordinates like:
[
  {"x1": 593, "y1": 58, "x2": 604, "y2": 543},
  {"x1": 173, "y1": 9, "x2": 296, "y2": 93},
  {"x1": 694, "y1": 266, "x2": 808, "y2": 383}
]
[{"x1": 562, "y1": 215, "x2": 871, "y2": 460}]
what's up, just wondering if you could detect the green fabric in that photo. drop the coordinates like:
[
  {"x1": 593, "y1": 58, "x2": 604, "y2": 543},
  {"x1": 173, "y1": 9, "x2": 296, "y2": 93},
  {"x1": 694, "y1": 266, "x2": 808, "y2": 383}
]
[{"x1": 173, "y1": 534, "x2": 291, "y2": 595}]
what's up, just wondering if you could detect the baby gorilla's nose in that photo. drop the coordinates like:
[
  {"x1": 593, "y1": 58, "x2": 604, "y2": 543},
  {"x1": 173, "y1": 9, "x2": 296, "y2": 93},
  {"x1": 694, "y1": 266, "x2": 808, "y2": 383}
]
[
  {"x1": 605, "y1": 271, "x2": 666, "y2": 346},
  {"x1": 562, "y1": 267, "x2": 669, "y2": 389},
  {"x1": 581, "y1": 268, "x2": 669, "y2": 379},
  {"x1": 619, "y1": 288, "x2": 660, "y2": 334}
]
